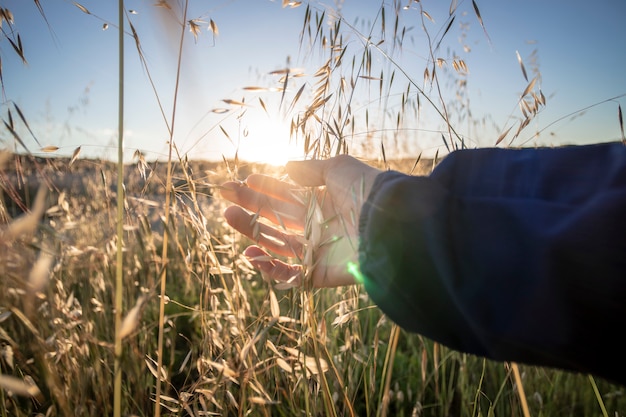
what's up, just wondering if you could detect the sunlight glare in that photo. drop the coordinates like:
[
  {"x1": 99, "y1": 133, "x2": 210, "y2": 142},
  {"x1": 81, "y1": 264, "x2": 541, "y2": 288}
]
[{"x1": 238, "y1": 114, "x2": 305, "y2": 166}]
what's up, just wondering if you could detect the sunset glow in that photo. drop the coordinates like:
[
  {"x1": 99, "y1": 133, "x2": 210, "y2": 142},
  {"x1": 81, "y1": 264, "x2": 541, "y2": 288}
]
[{"x1": 237, "y1": 113, "x2": 305, "y2": 166}]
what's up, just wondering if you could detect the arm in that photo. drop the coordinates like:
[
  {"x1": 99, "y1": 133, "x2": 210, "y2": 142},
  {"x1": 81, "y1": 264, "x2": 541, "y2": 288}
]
[
  {"x1": 359, "y1": 142, "x2": 626, "y2": 385},
  {"x1": 220, "y1": 142, "x2": 626, "y2": 385}
]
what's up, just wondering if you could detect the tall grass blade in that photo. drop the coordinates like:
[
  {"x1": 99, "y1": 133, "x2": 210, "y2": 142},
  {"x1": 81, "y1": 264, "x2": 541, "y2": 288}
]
[
  {"x1": 472, "y1": 0, "x2": 492, "y2": 44},
  {"x1": 5, "y1": 34, "x2": 27, "y2": 64},
  {"x1": 113, "y1": 0, "x2": 125, "y2": 415},
  {"x1": 12, "y1": 103, "x2": 41, "y2": 147},
  {"x1": 3, "y1": 118, "x2": 30, "y2": 154},
  {"x1": 155, "y1": 2, "x2": 189, "y2": 415},
  {"x1": 435, "y1": 16, "x2": 454, "y2": 51},
  {"x1": 449, "y1": 0, "x2": 457, "y2": 15},
  {"x1": 496, "y1": 125, "x2": 513, "y2": 145},
  {"x1": 511, "y1": 363, "x2": 530, "y2": 417},
  {"x1": 589, "y1": 375, "x2": 609, "y2": 417},
  {"x1": 379, "y1": 324, "x2": 400, "y2": 417}
]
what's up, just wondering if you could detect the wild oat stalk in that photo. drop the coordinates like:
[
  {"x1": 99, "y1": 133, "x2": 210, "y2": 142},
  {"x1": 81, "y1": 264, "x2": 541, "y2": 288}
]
[
  {"x1": 378, "y1": 324, "x2": 400, "y2": 417},
  {"x1": 589, "y1": 375, "x2": 609, "y2": 417},
  {"x1": 113, "y1": 0, "x2": 125, "y2": 416},
  {"x1": 155, "y1": 1, "x2": 189, "y2": 415},
  {"x1": 511, "y1": 362, "x2": 530, "y2": 417}
]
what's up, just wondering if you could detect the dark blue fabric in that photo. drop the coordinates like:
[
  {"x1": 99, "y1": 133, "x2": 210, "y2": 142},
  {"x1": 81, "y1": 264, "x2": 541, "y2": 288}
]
[{"x1": 358, "y1": 142, "x2": 626, "y2": 385}]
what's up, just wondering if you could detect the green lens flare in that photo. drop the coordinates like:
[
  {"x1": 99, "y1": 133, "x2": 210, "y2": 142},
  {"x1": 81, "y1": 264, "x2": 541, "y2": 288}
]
[{"x1": 347, "y1": 261, "x2": 364, "y2": 285}]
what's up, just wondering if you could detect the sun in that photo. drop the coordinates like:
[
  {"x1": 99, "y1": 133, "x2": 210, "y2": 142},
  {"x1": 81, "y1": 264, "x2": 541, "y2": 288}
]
[{"x1": 238, "y1": 114, "x2": 306, "y2": 166}]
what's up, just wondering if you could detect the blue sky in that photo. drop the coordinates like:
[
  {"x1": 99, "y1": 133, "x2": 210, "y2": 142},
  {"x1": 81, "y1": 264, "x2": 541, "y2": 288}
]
[{"x1": 3, "y1": 0, "x2": 626, "y2": 164}]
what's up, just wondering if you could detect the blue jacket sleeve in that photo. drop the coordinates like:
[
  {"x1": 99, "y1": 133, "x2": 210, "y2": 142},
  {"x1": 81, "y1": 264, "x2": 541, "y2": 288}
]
[{"x1": 358, "y1": 142, "x2": 626, "y2": 385}]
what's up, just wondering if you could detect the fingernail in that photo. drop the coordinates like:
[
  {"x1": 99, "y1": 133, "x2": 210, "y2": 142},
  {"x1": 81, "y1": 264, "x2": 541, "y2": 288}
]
[
  {"x1": 246, "y1": 254, "x2": 274, "y2": 272},
  {"x1": 219, "y1": 181, "x2": 242, "y2": 198},
  {"x1": 220, "y1": 181, "x2": 243, "y2": 190}
]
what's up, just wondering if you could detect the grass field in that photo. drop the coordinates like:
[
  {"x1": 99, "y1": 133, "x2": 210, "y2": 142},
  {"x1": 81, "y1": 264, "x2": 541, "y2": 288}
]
[
  {"x1": 1, "y1": 1, "x2": 625, "y2": 415},
  {"x1": 0, "y1": 152, "x2": 624, "y2": 416}
]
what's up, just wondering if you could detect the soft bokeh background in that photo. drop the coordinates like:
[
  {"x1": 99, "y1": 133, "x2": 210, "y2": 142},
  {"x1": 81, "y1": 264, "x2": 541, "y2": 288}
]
[{"x1": 3, "y1": 0, "x2": 626, "y2": 164}]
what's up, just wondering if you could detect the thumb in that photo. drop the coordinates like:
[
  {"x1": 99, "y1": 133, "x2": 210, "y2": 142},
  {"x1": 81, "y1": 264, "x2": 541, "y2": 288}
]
[
  {"x1": 285, "y1": 158, "x2": 334, "y2": 187},
  {"x1": 286, "y1": 154, "x2": 365, "y2": 187}
]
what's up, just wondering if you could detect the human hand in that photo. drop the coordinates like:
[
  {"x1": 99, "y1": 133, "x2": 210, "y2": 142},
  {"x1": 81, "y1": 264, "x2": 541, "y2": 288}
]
[{"x1": 220, "y1": 155, "x2": 382, "y2": 288}]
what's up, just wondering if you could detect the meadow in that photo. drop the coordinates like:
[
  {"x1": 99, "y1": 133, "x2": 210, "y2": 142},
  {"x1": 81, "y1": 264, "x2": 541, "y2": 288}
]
[
  {"x1": 1, "y1": 1, "x2": 625, "y2": 416},
  {"x1": 1, "y1": 151, "x2": 625, "y2": 416}
]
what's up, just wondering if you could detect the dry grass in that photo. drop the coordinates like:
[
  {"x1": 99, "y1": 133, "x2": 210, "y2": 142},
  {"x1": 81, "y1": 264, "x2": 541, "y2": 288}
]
[
  {"x1": 1, "y1": 1, "x2": 625, "y2": 416},
  {"x1": 1, "y1": 153, "x2": 624, "y2": 417}
]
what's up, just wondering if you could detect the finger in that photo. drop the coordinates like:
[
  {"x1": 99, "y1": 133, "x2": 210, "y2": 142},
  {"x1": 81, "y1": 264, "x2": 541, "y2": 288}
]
[
  {"x1": 286, "y1": 155, "x2": 377, "y2": 188},
  {"x1": 287, "y1": 156, "x2": 381, "y2": 213},
  {"x1": 244, "y1": 245, "x2": 303, "y2": 284},
  {"x1": 245, "y1": 174, "x2": 299, "y2": 203},
  {"x1": 247, "y1": 174, "x2": 333, "y2": 223},
  {"x1": 285, "y1": 158, "x2": 333, "y2": 187},
  {"x1": 224, "y1": 205, "x2": 304, "y2": 258},
  {"x1": 220, "y1": 181, "x2": 304, "y2": 230}
]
